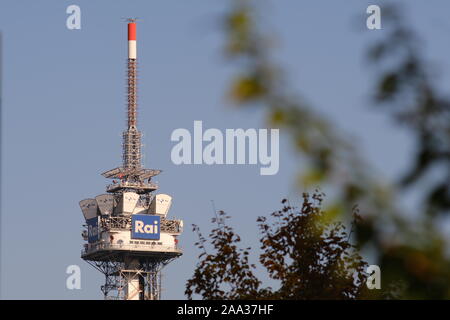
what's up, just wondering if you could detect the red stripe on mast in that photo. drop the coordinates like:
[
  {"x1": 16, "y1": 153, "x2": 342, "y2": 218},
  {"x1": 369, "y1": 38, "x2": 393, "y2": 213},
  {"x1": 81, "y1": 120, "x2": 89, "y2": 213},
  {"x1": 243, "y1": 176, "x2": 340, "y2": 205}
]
[{"x1": 128, "y1": 23, "x2": 136, "y2": 40}]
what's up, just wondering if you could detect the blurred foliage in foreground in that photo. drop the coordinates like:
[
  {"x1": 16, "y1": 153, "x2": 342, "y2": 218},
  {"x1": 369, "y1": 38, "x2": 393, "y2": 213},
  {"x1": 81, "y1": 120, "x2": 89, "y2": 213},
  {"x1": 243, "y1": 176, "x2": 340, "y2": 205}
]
[
  {"x1": 187, "y1": 1, "x2": 450, "y2": 299},
  {"x1": 186, "y1": 192, "x2": 373, "y2": 299}
]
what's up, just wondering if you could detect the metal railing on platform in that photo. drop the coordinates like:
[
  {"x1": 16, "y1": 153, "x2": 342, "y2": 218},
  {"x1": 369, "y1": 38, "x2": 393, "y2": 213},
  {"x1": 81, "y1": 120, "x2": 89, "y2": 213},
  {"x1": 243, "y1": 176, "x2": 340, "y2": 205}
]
[{"x1": 82, "y1": 242, "x2": 182, "y2": 255}]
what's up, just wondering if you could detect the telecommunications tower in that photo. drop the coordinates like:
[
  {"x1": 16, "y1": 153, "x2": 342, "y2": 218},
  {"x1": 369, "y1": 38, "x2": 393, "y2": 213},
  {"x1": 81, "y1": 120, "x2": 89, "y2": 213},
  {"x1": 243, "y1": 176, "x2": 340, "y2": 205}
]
[{"x1": 79, "y1": 20, "x2": 183, "y2": 300}]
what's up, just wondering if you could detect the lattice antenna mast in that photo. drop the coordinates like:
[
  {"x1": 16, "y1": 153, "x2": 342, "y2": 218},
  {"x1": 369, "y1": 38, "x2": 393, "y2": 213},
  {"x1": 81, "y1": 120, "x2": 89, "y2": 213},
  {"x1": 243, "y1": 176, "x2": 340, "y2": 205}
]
[
  {"x1": 102, "y1": 19, "x2": 161, "y2": 194},
  {"x1": 101, "y1": 20, "x2": 160, "y2": 193},
  {"x1": 123, "y1": 19, "x2": 141, "y2": 173}
]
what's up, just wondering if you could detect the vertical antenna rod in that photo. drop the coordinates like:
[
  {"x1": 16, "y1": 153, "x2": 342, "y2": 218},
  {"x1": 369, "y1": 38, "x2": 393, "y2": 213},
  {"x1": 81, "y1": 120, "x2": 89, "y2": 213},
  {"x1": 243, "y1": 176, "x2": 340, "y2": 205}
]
[{"x1": 123, "y1": 20, "x2": 142, "y2": 171}]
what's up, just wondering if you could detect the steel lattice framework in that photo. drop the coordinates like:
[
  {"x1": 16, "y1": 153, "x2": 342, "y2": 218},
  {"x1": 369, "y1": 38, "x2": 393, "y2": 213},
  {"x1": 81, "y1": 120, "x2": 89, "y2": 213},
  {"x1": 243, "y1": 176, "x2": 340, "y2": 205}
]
[
  {"x1": 86, "y1": 257, "x2": 176, "y2": 300},
  {"x1": 123, "y1": 58, "x2": 142, "y2": 171}
]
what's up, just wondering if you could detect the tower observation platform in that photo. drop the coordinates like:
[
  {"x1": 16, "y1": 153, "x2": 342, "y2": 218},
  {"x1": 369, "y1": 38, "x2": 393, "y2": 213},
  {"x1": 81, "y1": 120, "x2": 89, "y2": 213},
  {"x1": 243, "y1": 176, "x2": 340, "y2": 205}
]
[{"x1": 79, "y1": 20, "x2": 183, "y2": 300}]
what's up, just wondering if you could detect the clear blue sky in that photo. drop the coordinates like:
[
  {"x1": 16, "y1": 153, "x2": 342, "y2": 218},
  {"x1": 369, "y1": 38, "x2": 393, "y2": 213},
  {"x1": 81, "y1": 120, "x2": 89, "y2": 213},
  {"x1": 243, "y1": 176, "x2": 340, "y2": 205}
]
[{"x1": 1, "y1": 0, "x2": 449, "y2": 299}]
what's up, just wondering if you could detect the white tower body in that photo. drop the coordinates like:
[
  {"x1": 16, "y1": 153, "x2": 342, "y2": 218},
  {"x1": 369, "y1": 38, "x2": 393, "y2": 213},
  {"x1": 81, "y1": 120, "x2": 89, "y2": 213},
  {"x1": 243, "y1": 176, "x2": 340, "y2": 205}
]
[{"x1": 79, "y1": 20, "x2": 183, "y2": 300}]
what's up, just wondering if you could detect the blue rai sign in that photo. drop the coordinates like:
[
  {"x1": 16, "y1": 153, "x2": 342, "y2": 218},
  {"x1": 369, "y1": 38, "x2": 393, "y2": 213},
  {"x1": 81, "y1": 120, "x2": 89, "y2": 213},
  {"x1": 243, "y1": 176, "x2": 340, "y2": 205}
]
[
  {"x1": 131, "y1": 214, "x2": 160, "y2": 240},
  {"x1": 87, "y1": 217, "x2": 99, "y2": 243}
]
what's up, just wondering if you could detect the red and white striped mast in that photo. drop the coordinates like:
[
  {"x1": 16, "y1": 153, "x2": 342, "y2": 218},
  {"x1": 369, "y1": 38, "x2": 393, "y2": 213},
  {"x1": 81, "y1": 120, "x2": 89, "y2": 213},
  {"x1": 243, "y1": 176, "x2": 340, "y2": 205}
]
[{"x1": 128, "y1": 21, "x2": 137, "y2": 60}]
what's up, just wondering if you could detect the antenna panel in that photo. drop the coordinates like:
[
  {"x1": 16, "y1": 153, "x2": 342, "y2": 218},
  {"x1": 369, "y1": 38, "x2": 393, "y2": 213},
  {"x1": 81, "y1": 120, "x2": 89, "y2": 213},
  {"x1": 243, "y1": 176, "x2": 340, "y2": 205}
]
[
  {"x1": 96, "y1": 194, "x2": 115, "y2": 215},
  {"x1": 79, "y1": 199, "x2": 98, "y2": 220},
  {"x1": 120, "y1": 192, "x2": 140, "y2": 214},
  {"x1": 148, "y1": 194, "x2": 172, "y2": 217}
]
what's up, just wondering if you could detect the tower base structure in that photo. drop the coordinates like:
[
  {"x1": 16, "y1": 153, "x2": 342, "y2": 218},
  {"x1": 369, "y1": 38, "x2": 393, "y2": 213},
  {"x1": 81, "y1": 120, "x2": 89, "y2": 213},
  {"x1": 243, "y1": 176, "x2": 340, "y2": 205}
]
[{"x1": 85, "y1": 255, "x2": 178, "y2": 300}]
